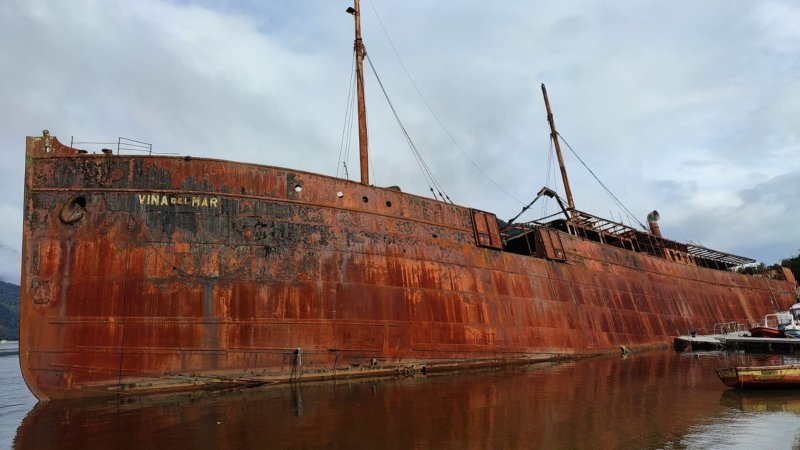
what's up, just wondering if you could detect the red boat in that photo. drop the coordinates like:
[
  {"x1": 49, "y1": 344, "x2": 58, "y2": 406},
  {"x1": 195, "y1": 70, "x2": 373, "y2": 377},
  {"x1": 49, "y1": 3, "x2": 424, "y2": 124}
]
[
  {"x1": 749, "y1": 312, "x2": 793, "y2": 338},
  {"x1": 748, "y1": 327, "x2": 782, "y2": 338}
]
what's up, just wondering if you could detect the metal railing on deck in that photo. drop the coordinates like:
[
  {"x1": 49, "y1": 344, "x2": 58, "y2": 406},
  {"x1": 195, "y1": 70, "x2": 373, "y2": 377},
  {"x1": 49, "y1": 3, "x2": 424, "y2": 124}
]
[
  {"x1": 70, "y1": 137, "x2": 179, "y2": 155},
  {"x1": 688, "y1": 320, "x2": 748, "y2": 337},
  {"x1": 712, "y1": 321, "x2": 747, "y2": 335}
]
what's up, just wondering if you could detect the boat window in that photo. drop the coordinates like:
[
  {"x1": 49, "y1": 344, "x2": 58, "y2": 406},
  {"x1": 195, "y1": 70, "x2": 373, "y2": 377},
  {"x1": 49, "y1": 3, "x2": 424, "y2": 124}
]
[{"x1": 777, "y1": 312, "x2": 793, "y2": 326}]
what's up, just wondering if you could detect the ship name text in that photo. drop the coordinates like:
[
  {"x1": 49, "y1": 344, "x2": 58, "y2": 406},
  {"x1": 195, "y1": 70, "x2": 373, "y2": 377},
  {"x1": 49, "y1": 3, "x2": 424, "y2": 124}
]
[{"x1": 137, "y1": 193, "x2": 219, "y2": 208}]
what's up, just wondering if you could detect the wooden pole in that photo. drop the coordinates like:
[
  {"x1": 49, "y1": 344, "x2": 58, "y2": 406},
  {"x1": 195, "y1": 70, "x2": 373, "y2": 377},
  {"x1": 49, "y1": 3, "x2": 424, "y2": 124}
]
[
  {"x1": 354, "y1": 0, "x2": 369, "y2": 185},
  {"x1": 541, "y1": 83, "x2": 575, "y2": 210}
]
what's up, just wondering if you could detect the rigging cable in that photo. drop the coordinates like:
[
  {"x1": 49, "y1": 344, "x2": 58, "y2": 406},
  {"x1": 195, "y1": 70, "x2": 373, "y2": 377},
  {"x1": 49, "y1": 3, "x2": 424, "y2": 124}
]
[
  {"x1": 366, "y1": 0, "x2": 523, "y2": 206},
  {"x1": 541, "y1": 136, "x2": 555, "y2": 219},
  {"x1": 364, "y1": 51, "x2": 452, "y2": 203},
  {"x1": 556, "y1": 132, "x2": 647, "y2": 229},
  {"x1": 336, "y1": 51, "x2": 358, "y2": 179}
]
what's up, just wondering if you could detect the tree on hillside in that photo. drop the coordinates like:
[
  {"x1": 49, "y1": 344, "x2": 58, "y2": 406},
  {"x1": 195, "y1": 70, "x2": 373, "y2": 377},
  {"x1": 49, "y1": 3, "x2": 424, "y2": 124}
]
[
  {"x1": 0, "y1": 281, "x2": 19, "y2": 340},
  {"x1": 736, "y1": 262, "x2": 767, "y2": 276},
  {"x1": 782, "y1": 251, "x2": 800, "y2": 284}
]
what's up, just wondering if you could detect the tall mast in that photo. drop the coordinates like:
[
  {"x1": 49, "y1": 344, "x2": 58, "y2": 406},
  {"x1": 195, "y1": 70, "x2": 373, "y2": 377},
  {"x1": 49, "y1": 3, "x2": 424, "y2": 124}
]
[
  {"x1": 541, "y1": 83, "x2": 575, "y2": 210},
  {"x1": 349, "y1": 0, "x2": 369, "y2": 185}
]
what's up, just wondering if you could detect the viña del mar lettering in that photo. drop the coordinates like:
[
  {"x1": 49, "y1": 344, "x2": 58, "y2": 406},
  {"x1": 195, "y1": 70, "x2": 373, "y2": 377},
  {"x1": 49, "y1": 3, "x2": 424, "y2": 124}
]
[{"x1": 137, "y1": 193, "x2": 219, "y2": 208}]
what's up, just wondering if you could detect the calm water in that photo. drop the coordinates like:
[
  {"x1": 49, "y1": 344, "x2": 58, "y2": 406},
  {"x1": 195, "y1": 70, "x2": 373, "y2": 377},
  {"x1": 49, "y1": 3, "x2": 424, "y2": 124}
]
[
  {"x1": 2, "y1": 349, "x2": 800, "y2": 449},
  {"x1": 0, "y1": 342, "x2": 36, "y2": 450}
]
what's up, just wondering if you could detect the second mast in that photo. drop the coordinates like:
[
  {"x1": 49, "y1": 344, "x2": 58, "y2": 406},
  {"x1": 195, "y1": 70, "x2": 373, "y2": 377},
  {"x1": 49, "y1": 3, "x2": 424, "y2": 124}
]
[{"x1": 541, "y1": 83, "x2": 575, "y2": 211}]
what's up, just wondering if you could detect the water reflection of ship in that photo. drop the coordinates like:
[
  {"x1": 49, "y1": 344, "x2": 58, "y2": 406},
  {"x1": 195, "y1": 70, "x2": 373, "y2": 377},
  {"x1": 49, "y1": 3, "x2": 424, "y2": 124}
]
[
  {"x1": 720, "y1": 389, "x2": 800, "y2": 414},
  {"x1": 15, "y1": 353, "x2": 737, "y2": 450}
]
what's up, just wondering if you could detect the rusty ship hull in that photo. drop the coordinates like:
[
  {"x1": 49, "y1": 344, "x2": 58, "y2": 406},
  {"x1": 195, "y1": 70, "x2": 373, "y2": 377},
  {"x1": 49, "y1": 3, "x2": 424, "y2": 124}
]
[{"x1": 20, "y1": 135, "x2": 798, "y2": 400}]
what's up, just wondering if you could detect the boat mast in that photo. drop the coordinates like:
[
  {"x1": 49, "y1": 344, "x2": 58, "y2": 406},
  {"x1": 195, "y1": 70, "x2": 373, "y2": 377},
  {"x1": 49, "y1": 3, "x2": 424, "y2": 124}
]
[
  {"x1": 541, "y1": 83, "x2": 575, "y2": 211},
  {"x1": 348, "y1": 0, "x2": 370, "y2": 185}
]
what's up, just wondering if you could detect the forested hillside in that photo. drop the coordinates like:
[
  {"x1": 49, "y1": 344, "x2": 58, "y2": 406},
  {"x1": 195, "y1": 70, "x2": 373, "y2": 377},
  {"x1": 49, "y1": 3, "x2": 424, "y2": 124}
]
[
  {"x1": 0, "y1": 281, "x2": 19, "y2": 340},
  {"x1": 783, "y1": 252, "x2": 800, "y2": 285}
]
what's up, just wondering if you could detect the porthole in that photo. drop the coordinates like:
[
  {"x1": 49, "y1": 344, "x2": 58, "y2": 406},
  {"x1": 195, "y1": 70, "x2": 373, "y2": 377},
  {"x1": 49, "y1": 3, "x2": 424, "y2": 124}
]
[
  {"x1": 337, "y1": 191, "x2": 344, "y2": 198},
  {"x1": 385, "y1": 201, "x2": 392, "y2": 208},
  {"x1": 294, "y1": 185, "x2": 303, "y2": 193},
  {"x1": 362, "y1": 196, "x2": 368, "y2": 203},
  {"x1": 59, "y1": 195, "x2": 87, "y2": 224}
]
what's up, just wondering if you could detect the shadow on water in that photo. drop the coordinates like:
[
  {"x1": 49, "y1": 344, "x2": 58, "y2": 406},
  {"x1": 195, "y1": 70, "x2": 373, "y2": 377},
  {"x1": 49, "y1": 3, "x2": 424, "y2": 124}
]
[{"x1": 12, "y1": 351, "x2": 800, "y2": 449}]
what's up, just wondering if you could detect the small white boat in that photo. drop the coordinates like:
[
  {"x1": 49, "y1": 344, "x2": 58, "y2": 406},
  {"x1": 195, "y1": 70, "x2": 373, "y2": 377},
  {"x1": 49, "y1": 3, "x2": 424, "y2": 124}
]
[{"x1": 781, "y1": 304, "x2": 800, "y2": 339}]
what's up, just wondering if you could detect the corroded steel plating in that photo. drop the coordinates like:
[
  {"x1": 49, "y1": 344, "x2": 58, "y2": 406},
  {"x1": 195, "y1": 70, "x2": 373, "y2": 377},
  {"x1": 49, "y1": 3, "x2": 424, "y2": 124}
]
[{"x1": 20, "y1": 134, "x2": 797, "y2": 400}]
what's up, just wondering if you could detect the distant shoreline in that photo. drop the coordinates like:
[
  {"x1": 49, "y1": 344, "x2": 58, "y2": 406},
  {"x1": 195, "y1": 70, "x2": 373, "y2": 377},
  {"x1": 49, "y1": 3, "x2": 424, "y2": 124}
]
[{"x1": 0, "y1": 340, "x2": 20, "y2": 356}]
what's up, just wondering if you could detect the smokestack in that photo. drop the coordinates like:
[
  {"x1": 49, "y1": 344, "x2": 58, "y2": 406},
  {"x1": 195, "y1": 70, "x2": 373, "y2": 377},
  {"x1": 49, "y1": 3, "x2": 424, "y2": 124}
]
[{"x1": 647, "y1": 210, "x2": 662, "y2": 238}]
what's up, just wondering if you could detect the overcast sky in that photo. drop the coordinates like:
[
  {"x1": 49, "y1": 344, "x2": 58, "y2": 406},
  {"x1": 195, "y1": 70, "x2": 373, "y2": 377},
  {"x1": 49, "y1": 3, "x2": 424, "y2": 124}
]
[{"x1": 0, "y1": 0, "x2": 798, "y2": 283}]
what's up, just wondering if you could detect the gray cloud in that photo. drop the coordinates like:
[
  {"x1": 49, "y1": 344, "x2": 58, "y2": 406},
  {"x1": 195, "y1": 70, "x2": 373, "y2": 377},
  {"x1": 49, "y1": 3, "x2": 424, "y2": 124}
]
[
  {"x1": 0, "y1": 240, "x2": 20, "y2": 284},
  {"x1": 0, "y1": 0, "x2": 798, "y2": 283},
  {"x1": 665, "y1": 170, "x2": 800, "y2": 261}
]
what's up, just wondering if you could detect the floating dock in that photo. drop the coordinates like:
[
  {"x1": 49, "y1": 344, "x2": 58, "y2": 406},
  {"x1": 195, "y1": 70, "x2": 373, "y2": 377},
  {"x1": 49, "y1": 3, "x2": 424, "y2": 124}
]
[
  {"x1": 674, "y1": 334, "x2": 800, "y2": 354},
  {"x1": 674, "y1": 334, "x2": 736, "y2": 352},
  {"x1": 721, "y1": 336, "x2": 800, "y2": 354}
]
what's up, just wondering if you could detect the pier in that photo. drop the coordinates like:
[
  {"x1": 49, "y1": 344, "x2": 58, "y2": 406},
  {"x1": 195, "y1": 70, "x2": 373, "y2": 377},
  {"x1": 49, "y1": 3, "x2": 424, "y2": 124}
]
[{"x1": 674, "y1": 334, "x2": 800, "y2": 354}]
